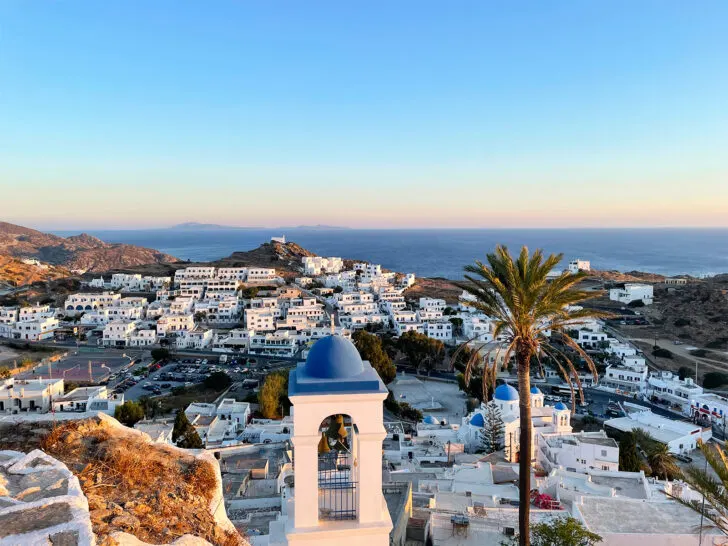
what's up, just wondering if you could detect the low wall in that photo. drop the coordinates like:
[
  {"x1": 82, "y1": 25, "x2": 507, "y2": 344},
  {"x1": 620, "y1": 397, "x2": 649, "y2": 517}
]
[{"x1": 227, "y1": 497, "x2": 282, "y2": 511}]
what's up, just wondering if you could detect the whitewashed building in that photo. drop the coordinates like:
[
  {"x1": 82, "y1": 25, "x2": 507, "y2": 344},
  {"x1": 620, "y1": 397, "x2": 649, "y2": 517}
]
[
  {"x1": 568, "y1": 259, "x2": 591, "y2": 274},
  {"x1": 64, "y1": 292, "x2": 121, "y2": 315},
  {"x1": 538, "y1": 431, "x2": 619, "y2": 473},
  {"x1": 459, "y1": 385, "x2": 572, "y2": 462},
  {"x1": 302, "y1": 256, "x2": 344, "y2": 276},
  {"x1": 156, "y1": 313, "x2": 195, "y2": 336},
  {"x1": 605, "y1": 405, "x2": 711, "y2": 454},
  {"x1": 609, "y1": 283, "x2": 654, "y2": 305},
  {"x1": 0, "y1": 378, "x2": 65, "y2": 413},
  {"x1": 602, "y1": 356, "x2": 649, "y2": 395},
  {"x1": 102, "y1": 320, "x2": 138, "y2": 347},
  {"x1": 12, "y1": 316, "x2": 59, "y2": 341}
]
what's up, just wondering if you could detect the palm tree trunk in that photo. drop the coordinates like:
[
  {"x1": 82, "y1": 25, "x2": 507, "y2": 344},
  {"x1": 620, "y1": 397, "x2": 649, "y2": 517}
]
[{"x1": 517, "y1": 350, "x2": 533, "y2": 546}]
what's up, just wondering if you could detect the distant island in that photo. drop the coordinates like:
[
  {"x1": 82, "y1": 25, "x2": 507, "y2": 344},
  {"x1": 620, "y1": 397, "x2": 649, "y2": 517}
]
[{"x1": 169, "y1": 222, "x2": 350, "y2": 230}]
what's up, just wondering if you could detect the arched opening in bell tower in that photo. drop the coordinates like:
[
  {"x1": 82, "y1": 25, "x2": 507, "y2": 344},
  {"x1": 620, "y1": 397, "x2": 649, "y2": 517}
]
[{"x1": 317, "y1": 413, "x2": 359, "y2": 521}]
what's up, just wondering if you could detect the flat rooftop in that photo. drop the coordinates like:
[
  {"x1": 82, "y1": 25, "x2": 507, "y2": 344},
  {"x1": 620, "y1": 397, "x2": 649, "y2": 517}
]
[
  {"x1": 588, "y1": 475, "x2": 648, "y2": 499},
  {"x1": 577, "y1": 496, "x2": 720, "y2": 535}
]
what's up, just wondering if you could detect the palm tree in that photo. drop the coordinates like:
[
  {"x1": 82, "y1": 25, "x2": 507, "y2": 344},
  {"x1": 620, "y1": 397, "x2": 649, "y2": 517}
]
[
  {"x1": 648, "y1": 442, "x2": 680, "y2": 481},
  {"x1": 672, "y1": 440, "x2": 728, "y2": 535},
  {"x1": 455, "y1": 245, "x2": 606, "y2": 546},
  {"x1": 632, "y1": 428, "x2": 680, "y2": 480}
]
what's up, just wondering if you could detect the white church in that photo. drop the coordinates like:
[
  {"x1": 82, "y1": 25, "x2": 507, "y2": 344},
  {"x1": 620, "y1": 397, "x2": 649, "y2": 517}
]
[
  {"x1": 269, "y1": 335, "x2": 393, "y2": 546},
  {"x1": 459, "y1": 383, "x2": 572, "y2": 462}
]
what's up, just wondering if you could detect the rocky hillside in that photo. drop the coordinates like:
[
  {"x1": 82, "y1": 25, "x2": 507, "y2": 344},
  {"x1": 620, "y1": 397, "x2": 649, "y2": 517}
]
[
  {"x1": 1, "y1": 414, "x2": 247, "y2": 546},
  {"x1": 588, "y1": 269, "x2": 667, "y2": 283},
  {"x1": 649, "y1": 275, "x2": 728, "y2": 349},
  {"x1": 0, "y1": 255, "x2": 71, "y2": 287},
  {"x1": 0, "y1": 222, "x2": 178, "y2": 274},
  {"x1": 207, "y1": 241, "x2": 315, "y2": 280}
]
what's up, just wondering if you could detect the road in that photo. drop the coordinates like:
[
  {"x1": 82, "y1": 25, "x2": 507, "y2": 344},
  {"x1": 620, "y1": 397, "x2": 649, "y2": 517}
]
[{"x1": 632, "y1": 337, "x2": 728, "y2": 370}]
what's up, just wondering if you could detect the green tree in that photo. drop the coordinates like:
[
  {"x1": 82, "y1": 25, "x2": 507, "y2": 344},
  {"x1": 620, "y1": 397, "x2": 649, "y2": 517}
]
[
  {"x1": 352, "y1": 330, "x2": 396, "y2": 384},
  {"x1": 398, "y1": 330, "x2": 444, "y2": 372},
  {"x1": 677, "y1": 366, "x2": 692, "y2": 381},
  {"x1": 703, "y1": 372, "x2": 728, "y2": 389},
  {"x1": 455, "y1": 245, "x2": 606, "y2": 546},
  {"x1": 451, "y1": 344, "x2": 474, "y2": 373},
  {"x1": 449, "y1": 317, "x2": 464, "y2": 337},
  {"x1": 647, "y1": 442, "x2": 681, "y2": 480},
  {"x1": 457, "y1": 373, "x2": 484, "y2": 402},
  {"x1": 481, "y1": 402, "x2": 504, "y2": 454},
  {"x1": 204, "y1": 371, "x2": 232, "y2": 391},
  {"x1": 193, "y1": 311, "x2": 207, "y2": 323},
  {"x1": 63, "y1": 382, "x2": 80, "y2": 393},
  {"x1": 632, "y1": 428, "x2": 680, "y2": 480},
  {"x1": 618, "y1": 432, "x2": 641, "y2": 472},
  {"x1": 530, "y1": 517, "x2": 602, "y2": 546},
  {"x1": 172, "y1": 409, "x2": 203, "y2": 448},
  {"x1": 258, "y1": 371, "x2": 289, "y2": 419},
  {"x1": 151, "y1": 348, "x2": 170, "y2": 361},
  {"x1": 138, "y1": 395, "x2": 162, "y2": 419},
  {"x1": 114, "y1": 401, "x2": 145, "y2": 427}
]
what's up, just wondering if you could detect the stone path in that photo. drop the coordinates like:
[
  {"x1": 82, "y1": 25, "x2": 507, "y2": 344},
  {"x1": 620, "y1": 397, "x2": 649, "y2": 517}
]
[{"x1": 0, "y1": 449, "x2": 95, "y2": 545}]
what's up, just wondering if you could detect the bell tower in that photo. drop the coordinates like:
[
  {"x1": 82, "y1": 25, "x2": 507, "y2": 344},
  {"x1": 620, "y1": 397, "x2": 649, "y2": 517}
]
[{"x1": 285, "y1": 335, "x2": 392, "y2": 546}]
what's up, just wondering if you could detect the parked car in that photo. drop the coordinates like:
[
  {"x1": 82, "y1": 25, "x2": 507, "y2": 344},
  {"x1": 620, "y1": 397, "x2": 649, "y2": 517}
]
[{"x1": 674, "y1": 454, "x2": 693, "y2": 463}]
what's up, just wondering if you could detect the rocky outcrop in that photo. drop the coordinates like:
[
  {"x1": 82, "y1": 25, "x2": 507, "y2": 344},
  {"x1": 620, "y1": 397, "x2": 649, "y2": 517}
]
[
  {"x1": 0, "y1": 449, "x2": 95, "y2": 545},
  {"x1": 0, "y1": 222, "x2": 177, "y2": 273},
  {"x1": 39, "y1": 413, "x2": 246, "y2": 546}
]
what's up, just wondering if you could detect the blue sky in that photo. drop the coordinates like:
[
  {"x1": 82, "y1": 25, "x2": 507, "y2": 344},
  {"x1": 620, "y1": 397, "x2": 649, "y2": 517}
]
[{"x1": 1, "y1": 1, "x2": 727, "y2": 229}]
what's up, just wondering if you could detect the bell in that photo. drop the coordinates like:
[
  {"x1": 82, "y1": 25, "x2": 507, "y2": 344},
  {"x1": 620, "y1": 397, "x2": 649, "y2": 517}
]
[
  {"x1": 317, "y1": 432, "x2": 330, "y2": 454},
  {"x1": 337, "y1": 422, "x2": 348, "y2": 439}
]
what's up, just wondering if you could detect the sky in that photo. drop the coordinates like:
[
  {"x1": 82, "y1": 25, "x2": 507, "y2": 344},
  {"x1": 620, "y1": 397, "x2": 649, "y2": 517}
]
[{"x1": 1, "y1": 1, "x2": 727, "y2": 229}]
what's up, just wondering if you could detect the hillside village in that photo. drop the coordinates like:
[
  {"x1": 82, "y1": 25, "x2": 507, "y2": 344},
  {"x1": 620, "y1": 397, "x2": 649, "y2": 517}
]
[{"x1": 1, "y1": 241, "x2": 728, "y2": 545}]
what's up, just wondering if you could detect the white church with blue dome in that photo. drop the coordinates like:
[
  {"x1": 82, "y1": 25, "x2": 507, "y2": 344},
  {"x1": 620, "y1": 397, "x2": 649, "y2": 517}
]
[{"x1": 459, "y1": 383, "x2": 572, "y2": 463}]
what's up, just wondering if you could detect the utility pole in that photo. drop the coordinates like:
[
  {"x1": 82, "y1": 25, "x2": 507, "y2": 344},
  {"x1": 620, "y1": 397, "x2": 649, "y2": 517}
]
[{"x1": 88, "y1": 360, "x2": 93, "y2": 383}]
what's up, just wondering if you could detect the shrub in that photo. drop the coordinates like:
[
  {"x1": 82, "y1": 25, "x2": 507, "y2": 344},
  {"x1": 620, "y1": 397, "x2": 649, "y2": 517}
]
[
  {"x1": 172, "y1": 409, "x2": 204, "y2": 448},
  {"x1": 627, "y1": 299, "x2": 645, "y2": 308},
  {"x1": 0, "y1": 367, "x2": 11, "y2": 379},
  {"x1": 258, "y1": 371, "x2": 290, "y2": 419},
  {"x1": 707, "y1": 338, "x2": 728, "y2": 350},
  {"x1": 352, "y1": 330, "x2": 396, "y2": 384},
  {"x1": 114, "y1": 401, "x2": 145, "y2": 427},
  {"x1": 204, "y1": 371, "x2": 232, "y2": 391},
  {"x1": 704, "y1": 372, "x2": 728, "y2": 389},
  {"x1": 151, "y1": 348, "x2": 170, "y2": 361},
  {"x1": 674, "y1": 318, "x2": 691, "y2": 327},
  {"x1": 652, "y1": 347, "x2": 673, "y2": 359}
]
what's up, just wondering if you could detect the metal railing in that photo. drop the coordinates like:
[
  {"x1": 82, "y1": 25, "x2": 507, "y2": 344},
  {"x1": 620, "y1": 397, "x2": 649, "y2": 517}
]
[{"x1": 318, "y1": 450, "x2": 357, "y2": 521}]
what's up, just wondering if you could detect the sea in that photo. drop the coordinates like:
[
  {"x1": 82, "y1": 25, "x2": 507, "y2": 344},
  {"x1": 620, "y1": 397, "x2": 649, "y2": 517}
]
[{"x1": 53, "y1": 228, "x2": 728, "y2": 279}]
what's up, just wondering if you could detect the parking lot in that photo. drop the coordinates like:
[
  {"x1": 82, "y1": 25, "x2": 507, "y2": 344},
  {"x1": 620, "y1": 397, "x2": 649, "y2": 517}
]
[
  {"x1": 111, "y1": 355, "x2": 294, "y2": 402},
  {"x1": 16, "y1": 348, "x2": 145, "y2": 383}
]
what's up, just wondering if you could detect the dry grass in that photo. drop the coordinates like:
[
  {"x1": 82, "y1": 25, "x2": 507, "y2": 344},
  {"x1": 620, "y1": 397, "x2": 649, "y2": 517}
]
[{"x1": 38, "y1": 418, "x2": 245, "y2": 545}]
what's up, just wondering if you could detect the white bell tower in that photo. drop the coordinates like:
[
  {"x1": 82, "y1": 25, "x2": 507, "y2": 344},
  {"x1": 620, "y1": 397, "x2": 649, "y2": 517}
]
[{"x1": 284, "y1": 335, "x2": 392, "y2": 546}]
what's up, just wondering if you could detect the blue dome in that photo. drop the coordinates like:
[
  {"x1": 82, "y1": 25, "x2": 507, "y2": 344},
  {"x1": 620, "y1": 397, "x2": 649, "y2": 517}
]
[
  {"x1": 423, "y1": 415, "x2": 439, "y2": 425},
  {"x1": 530, "y1": 386, "x2": 542, "y2": 395},
  {"x1": 469, "y1": 413, "x2": 485, "y2": 427},
  {"x1": 304, "y1": 336, "x2": 364, "y2": 379},
  {"x1": 494, "y1": 384, "x2": 519, "y2": 401},
  {"x1": 554, "y1": 402, "x2": 568, "y2": 411}
]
